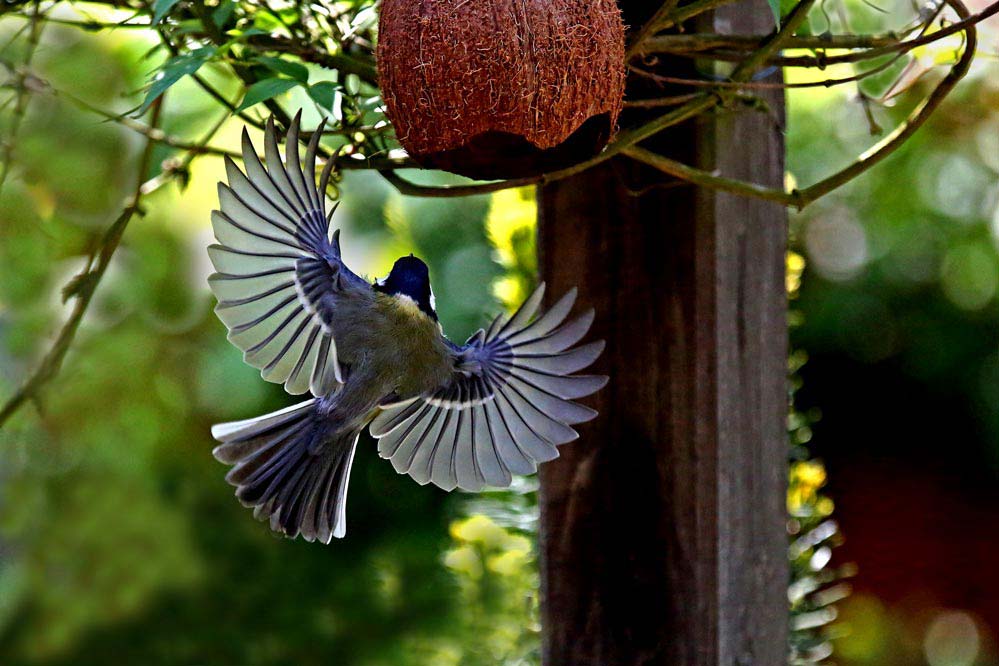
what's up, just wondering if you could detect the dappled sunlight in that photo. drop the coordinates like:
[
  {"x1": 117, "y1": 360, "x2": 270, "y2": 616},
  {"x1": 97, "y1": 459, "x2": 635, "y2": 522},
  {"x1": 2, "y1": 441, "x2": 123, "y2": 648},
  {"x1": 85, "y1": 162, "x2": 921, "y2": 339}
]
[{"x1": 485, "y1": 187, "x2": 536, "y2": 312}]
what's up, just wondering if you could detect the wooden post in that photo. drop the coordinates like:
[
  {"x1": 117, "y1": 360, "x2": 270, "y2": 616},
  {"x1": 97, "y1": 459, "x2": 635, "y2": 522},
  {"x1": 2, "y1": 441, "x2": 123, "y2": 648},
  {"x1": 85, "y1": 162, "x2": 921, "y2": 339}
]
[{"x1": 536, "y1": 3, "x2": 788, "y2": 665}]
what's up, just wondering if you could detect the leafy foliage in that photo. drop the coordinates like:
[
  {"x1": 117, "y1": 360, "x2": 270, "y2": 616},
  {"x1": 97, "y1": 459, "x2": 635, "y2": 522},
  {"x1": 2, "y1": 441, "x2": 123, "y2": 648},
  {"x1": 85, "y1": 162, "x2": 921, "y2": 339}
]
[
  {"x1": 785, "y1": 245, "x2": 853, "y2": 663},
  {"x1": 236, "y1": 76, "x2": 299, "y2": 111},
  {"x1": 138, "y1": 46, "x2": 214, "y2": 114}
]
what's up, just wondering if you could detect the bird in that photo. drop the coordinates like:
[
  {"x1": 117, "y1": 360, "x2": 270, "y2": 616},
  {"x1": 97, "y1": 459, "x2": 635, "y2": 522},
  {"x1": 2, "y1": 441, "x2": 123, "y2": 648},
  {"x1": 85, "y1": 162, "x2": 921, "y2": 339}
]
[{"x1": 207, "y1": 111, "x2": 606, "y2": 543}]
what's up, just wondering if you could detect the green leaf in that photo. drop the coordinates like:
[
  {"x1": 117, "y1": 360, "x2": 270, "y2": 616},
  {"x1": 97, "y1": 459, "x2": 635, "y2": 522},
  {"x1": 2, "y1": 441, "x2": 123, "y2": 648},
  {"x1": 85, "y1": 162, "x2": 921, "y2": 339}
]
[
  {"x1": 135, "y1": 46, "x2": 213, "y2": 115},
  {"x1": 307, "y1": 81, "x2": 340, "y2": 112},
  {"x1": 360, "y1": 95, "x2": 384, "y2": 112},
  {"x1": 275, "y1": 6, "x2": 300, "y2": 24},
  {"x1": 225, "y1": 27, "x2": 268, "y2": 39},
  {"x1": 777, "y1": 0, "x2": 807, "y2": 28},
  {"x1": 174, "y1": 19, "x2": 206, "y2": 35},
  {"x1": 767, "y1": 0, "x2": 780, "y2": 27},
  {"x1": 344, "y1": 73, "x2": 360, "y2": 96},
  {"x1": 237, "y1": 77, "x2": 299, "y2": 111},
  {"x1": 151, "y1": 0, "x2": 182, "y2": 24},
  {"x1": 254, "y1": 56, "x2": 309, "y2": 84},
  {"x1": 768, "y1": 0, "x2": 781, "y2": 26},
  {"x1": 252, "y1": 10, "x2": 286, "y2": 34},
  {"x1": 212, "y1": 0, "x2": 236, "y2": 28}
]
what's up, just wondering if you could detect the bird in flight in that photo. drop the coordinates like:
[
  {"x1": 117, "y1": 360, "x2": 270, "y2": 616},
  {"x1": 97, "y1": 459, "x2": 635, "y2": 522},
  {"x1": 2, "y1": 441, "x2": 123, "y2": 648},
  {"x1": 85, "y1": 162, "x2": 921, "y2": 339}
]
[{"x1": 207, "y1": 112, "x2": 606, "y2": 543}]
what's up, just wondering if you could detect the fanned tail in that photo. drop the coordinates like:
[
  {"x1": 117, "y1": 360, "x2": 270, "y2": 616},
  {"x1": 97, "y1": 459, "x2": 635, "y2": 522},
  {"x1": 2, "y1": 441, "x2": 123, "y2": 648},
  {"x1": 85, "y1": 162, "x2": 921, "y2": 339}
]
[{"x1": 211, "y1": 399, "x2": 358, "y2": 543}]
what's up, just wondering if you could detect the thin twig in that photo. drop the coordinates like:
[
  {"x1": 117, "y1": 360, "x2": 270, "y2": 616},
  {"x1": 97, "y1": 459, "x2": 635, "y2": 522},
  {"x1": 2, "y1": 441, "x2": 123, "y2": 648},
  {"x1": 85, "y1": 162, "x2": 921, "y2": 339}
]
[
  {"x1": 623, "y1": 0, "x2": 977, "y2": 210},
  {"x1": 624, "y1": 93, "x2": 703, "y2": 108},
  {"x1": 623, "y1": 144, "x2": 802, "y2": 206},
  {"x1": 730, "y1": 0, "x2": 819, "y2": 82},
  {"x1": 636, "y1": 32, "x2": 903, "y2": 56},
  {"x1": 152, "y1": 22, "x2": 266, "y2": 130},
  {"x1": 57, "y1": 86, "x2": 239, "y2": 157},
  {"x1": 658, "y1": 0, "x2": 742, "y2": 33},
  {"x1": 626, "y1": 0, "x2": 682, "y2": 58},
  {"x1": 0, "y1": 1, "x2": 44, "y2": 198},
  {"x1": 247, "y1": 34, "x2": 378, "y2": 85},
  {"x1": 796, "y1": 0, "x2": 974, "y2": 204},
  {"x1": 1, "y1": 14, "x2": 155, "y2": 30},
  {"x1": 0, "y1": 98, "x2": 167, "y2": 429},
  {"x1": 190, "y1": 0, "x2": 294, "y2": 130},
  {"x1": 635, "y1": 2, "x2": 999, "y2": 67},
  {"x1": 377, "y1": 94, "x2": 718, "y2": 198},
  {"x1": 629, "y1": 52, "x2": 903, "y2": 90},
  {"x1": 379, "y1": 170, "x2": 539, "y2": 198}
]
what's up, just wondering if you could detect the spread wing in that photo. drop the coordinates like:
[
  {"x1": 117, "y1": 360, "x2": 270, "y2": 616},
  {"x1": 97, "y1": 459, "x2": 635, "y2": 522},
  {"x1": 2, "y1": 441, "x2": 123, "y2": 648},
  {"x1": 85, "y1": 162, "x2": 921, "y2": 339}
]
[
  {"x1": 369, "y1": 284, "x2": 606, "y2": 491},
  {"x1": 208, "y1": 112, "x2": 370, "y2": 396}
]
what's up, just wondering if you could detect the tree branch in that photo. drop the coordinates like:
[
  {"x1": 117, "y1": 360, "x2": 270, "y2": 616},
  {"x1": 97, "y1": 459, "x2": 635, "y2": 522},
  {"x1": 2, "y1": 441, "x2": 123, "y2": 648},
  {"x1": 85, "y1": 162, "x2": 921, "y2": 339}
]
[
  {"x1": 246, "y1": 34, "x2": 378, "y2": 85},
  {"x1": 0, "y1": 1, "x2": 44, "y2": 198},
  {"x1": 729, "y1": 0, "x2": 817, "y2": 82},
  {"x1": 623, "y1": 144, "x2": 801, "y2": 206},
  {"x1": 377, "y1": 93, "x2": 718, "y2": 198},
  {"x1": 795, "y1": 0, "x2": 975, "y2": 206},
  {"x1": 629, "y1": 50, "x2": 904, "y2": 90},
  {"x1": 56, "y1": 87, "x2": 240, "y2": 157},
  {"x1": 0, "y1": 98, "x2": 166, "y2": 429},
  {"x1": 658, "y1": 0, "x2": 741, "y2": 33},
  {"x1": 634, "y1": 2, "x2": 999, "y2": 67},
  {"x1": 625, "y1": 0, "x2": 681, "y2": 58},
  {"x1": 636, "y1": 32, "x2": 904, "y2": 56},
  {"x1": 1, "y1": 0, "x2": 991, "y2": 211},
  {"x1": 623, "y1": 0, "x2": 977, "y2": 210}
]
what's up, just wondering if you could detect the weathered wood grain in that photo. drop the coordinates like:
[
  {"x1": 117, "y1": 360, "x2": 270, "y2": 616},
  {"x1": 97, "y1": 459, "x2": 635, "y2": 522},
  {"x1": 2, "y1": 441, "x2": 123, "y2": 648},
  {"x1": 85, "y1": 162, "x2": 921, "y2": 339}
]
[{"x1": 536, "y1": 2, "x2": 788, "y2": 664}]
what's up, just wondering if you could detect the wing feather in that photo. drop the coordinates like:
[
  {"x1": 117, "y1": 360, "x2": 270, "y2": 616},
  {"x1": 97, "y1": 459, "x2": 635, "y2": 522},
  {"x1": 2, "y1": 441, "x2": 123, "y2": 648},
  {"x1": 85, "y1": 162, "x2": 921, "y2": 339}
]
[
  {"x1": 207, "y1": 245, "x2": 297, "y2": 274},
  {"x1": 223, "y1": 156, "x2": 298, "y2": 228},
  {"x1": 482, "y1": 398, "x2": 535, "y2": 475},
  {"x1": 218, "y1": 185, "x2": 298, "y2": 240},
  {"x1": 492, "y1": 389, "x2": 560, "y2": 463},
  {"x1": 472, "y1": 405, "x2": 510, "y2": 487},
  {"x1": 370, "y1": 284, "x2": 605, "y2": 491},
  {"x1": 453, "y1": 407, "x2": 485, "y2": 491},
  {"x1": 429, "y1": 409, "x2": 461, "y2": 491},
  {"x1": 208, "y1": 113, "x2": 371, "y2": 396}
]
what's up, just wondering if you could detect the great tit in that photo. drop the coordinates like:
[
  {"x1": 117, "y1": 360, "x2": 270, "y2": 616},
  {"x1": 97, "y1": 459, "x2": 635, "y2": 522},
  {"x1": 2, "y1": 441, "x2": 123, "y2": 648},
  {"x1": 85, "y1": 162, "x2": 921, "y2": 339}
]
[{"x1": 207, "y1": 112, "x2": 606, "y2": 543}]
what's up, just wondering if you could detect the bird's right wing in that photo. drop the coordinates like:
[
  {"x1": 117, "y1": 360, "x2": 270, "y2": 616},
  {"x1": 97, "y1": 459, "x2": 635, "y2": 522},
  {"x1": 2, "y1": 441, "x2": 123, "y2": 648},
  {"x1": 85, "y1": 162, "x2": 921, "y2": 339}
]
[
  {"x1": 369, "y1": 285, "x2": 606, "y2": 492},
  {"x1": 208, "y1": 113, "x2": 371, "y2": 396}
]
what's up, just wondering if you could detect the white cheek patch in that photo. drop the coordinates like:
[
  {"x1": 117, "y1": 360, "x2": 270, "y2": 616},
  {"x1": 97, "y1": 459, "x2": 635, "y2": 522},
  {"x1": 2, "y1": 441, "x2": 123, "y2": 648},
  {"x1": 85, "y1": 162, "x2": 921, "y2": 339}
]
[
  {"x1": 392, "y1": 293, "x2": 427, "y2": 318},
  {"x1": 395, "y1": 293, "x2": 418, "y2": 308},
  {"x1": 429, "y1": 288, "x2": 437, "y2": 312}
]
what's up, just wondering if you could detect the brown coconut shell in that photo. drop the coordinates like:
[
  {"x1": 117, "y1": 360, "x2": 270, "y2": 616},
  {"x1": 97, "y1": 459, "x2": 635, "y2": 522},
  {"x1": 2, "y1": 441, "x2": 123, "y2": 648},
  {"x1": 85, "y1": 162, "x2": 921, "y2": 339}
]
[{"x1": 377, "y1": 0, "x2": 625, "y2": 181}]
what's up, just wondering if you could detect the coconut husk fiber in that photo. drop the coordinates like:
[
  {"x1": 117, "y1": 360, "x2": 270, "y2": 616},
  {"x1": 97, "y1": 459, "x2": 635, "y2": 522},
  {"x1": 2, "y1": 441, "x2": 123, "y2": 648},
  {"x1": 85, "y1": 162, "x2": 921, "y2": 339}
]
[{"x1": 377, "y1": 0, "x2": 625, "y2": 180}]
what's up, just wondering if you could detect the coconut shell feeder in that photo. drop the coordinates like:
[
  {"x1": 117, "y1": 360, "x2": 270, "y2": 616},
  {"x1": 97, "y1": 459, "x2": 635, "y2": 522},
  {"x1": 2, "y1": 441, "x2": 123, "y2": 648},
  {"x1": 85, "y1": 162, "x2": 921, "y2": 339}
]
[{"x1": 377, "y1": 0, "x2": 626, "y2": 181}]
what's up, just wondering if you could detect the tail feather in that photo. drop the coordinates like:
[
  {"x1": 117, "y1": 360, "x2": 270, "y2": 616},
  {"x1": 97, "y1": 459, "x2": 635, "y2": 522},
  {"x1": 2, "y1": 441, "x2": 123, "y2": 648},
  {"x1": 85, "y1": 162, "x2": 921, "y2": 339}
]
[{"x1": 212, "y1": 399, "x2": 358, "y2": 543}]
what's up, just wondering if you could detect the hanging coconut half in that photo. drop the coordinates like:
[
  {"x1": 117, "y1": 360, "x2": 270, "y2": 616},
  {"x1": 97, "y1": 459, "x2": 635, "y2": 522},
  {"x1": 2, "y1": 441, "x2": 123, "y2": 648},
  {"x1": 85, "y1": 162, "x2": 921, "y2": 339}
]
[{"x1": 377, "y1": 0, "x2": 626, "y2": 180}]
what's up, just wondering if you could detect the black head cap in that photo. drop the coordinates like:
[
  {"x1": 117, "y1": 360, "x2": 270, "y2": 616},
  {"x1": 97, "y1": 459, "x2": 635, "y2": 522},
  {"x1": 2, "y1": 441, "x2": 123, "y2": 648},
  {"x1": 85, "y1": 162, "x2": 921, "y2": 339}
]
[{"x1": 374, "y1": 255, "x2": 437, "y2": 320}]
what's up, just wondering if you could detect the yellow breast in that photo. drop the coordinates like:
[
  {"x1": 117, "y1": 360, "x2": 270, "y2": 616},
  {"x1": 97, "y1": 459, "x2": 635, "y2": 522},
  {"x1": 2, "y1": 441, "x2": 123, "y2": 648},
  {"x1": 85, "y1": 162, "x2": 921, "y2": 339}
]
[{"x1": 372, "y1": 293, "x2": 451, "y2": 394}]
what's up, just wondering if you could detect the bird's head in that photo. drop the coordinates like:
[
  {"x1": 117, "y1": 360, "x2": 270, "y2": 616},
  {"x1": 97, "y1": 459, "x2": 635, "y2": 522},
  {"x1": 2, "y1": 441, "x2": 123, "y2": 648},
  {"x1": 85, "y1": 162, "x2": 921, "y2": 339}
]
[{"x1": 374, "y1": 255, "x2": 437, "y2": 320}]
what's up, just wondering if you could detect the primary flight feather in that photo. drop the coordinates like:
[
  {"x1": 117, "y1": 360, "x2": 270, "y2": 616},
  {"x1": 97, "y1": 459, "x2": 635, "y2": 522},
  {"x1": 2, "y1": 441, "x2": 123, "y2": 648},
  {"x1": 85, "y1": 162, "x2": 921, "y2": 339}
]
[{"x1": 207, "y1": 112, "x2": 606, "y2": 543}]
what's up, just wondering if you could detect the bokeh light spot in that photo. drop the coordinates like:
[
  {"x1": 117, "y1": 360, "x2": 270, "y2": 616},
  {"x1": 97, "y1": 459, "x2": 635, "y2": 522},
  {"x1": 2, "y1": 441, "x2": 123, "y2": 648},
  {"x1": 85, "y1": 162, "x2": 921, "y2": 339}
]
[
  {"x1": 805, "y1": 210, "x2": 869, "y2": 281},
  {"x1": 940, "y1": 243, "x2": 998, "y2": 311},
  {"x1": 923, "y1": 610, "x2": 980, "y2": 666}
]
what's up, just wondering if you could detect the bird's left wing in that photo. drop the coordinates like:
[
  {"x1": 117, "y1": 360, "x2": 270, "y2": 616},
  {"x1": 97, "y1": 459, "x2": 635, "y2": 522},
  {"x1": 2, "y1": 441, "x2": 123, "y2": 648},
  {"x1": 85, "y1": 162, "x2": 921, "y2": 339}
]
[
  {"x1": 369, "y1": 285, "x2": 606, "y2": 491},
  {"x1": 208, "y1": 113, "x2": 370, "y2": 396}
]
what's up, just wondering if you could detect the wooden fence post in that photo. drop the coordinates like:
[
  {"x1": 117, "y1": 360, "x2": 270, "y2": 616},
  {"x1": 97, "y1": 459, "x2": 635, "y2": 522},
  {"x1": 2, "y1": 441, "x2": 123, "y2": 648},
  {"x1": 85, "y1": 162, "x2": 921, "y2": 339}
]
[{"x1": 537, "y1": 2, "x2": 788, "y2": 664}]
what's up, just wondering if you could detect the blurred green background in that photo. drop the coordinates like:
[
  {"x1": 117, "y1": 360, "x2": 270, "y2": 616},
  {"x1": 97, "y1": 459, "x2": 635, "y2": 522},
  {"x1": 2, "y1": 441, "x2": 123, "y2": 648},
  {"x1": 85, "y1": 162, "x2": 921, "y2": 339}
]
[{"x1": 0, "y1": 2, "x2": 998, "y2": 665}]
